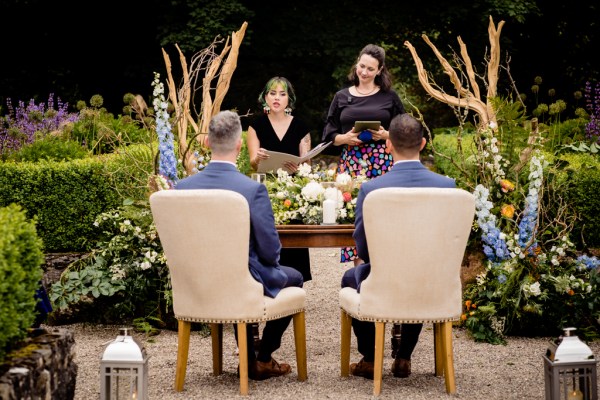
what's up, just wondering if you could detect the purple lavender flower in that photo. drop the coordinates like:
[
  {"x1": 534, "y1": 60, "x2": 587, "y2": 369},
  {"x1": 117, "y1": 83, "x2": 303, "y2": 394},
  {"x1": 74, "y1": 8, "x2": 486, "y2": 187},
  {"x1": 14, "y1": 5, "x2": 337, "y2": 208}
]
[
  {"x1": 585, "y1": 81, "x2": 600, "y2": 143},
  {"x1": 0, "y1": 94, "x2": 79, "y2": 156}
]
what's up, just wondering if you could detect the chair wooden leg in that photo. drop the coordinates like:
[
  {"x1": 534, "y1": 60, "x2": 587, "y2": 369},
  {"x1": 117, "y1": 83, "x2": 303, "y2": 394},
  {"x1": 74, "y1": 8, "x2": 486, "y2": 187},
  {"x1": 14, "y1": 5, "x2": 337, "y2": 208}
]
[
  {"x1": 373, "y1": 322, "x2": 385, "y2": 397},
  {"x1": 340, "y1": 310, "x2": 352, "y2": 377},
  {"x1": 293, "y1": 311, "x2": 308, "y2": 381},
  {"x1": 433, "y1": 322, "x2": 444, "y2": 376},
  {"x1": 236, "y1": 322, "x2": 249, "y2": 395},
  {"x1": 175, "y1": 320, "x2": 191, "y2": 392},
  {"x1": 210, "y1": 323, "x2": 223, "y2": 375},
  {"x1": 440, "y1": 321, "x2": 456, "y2": 394}
]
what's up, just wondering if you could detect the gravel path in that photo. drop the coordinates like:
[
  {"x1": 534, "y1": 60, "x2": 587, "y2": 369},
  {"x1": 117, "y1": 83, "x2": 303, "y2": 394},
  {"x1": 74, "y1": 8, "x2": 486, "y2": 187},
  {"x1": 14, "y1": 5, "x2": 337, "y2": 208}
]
[{"x1": 58, "y1": 248, "x2": 600, "y2": 399}]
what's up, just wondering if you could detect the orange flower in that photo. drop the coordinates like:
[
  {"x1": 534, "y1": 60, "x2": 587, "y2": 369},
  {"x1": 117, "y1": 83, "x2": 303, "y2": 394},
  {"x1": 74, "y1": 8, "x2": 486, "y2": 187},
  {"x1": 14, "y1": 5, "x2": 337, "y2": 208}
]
[
  {"x1": 471, "y1": 303, "x2": 477, "y2": 309},
  {"x1": 568, "y1": 289, "x2": 575, "y2": 296},
  {"x1": 500, "y1": 179, "x2": 515, "y2": 193},
  {"x1": 469, "y1": 311, "x2": 475, "y2": 316},
  {"x1": 465, "y1": 300, "x2": 472, "y2": 310},
  {"x1": 501, "y1": 204, "x2": 515, "y2": 219},
  {"x1": 461, "y1": 314, "x2": 467, "y2": 321},
  {"x1": 283, "y1": 199, "x2": 292, "y2": 208}
]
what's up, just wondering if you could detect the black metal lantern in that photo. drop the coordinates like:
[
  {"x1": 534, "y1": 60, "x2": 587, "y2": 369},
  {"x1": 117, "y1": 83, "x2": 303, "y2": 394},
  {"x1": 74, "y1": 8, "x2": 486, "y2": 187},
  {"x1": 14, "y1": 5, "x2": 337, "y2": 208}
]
[
  {"x1": 100, "y1": 327, "x2": 149, "y2": 400},
  {"x1": 543, "y1": 327, "x2": 598, "y2": 400}
]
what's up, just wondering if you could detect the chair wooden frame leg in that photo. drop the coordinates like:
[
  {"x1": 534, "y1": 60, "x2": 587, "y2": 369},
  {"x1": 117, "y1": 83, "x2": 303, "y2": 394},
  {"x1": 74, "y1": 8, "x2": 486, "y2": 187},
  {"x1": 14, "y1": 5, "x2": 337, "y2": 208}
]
[
  {"x1": 340, "y1": 310, "x2": 352, "y2": 377},
  {"x1": 439, "y1": 321, "x2": 456, "y2": 394},
  {"x1": 373, "y1": 321, "x2": 385, "y2": 397},
  {"x1": 175, "y1": 320, "x2": 191, "y2": 391},
  {"x1": 236, "y1": 322, "x2": 249, "y2": 395},
  {"x1": 210, "y1": 323, "x2": 223, "y2": 375},
  {"x1": 293, "y1": 311, "x2": 308, "y2": 381},
  {"x1": 433, "y1": 322, "x2": 443, "y2": 376}
]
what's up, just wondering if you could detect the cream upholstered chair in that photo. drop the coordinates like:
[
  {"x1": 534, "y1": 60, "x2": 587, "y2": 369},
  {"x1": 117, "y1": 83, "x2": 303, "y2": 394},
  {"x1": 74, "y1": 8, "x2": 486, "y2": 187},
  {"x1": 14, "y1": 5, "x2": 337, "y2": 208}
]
[
  {"x1": 339, "y1": 187, "x2": 475, "y2": 396},
  {"x1": 149, "y1": 189, "x2": 307, "y2": 396}
]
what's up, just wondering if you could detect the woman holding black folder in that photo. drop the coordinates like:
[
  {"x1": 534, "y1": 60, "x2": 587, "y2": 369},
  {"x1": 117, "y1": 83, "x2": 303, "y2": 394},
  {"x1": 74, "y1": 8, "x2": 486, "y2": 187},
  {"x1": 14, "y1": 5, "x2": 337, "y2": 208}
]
[
  {"x1": 247, "y1": 76, "x2": 313, "y2": 281},
  {"x1": 322, "y1": 44, "x2": 405, "y2": 265}
]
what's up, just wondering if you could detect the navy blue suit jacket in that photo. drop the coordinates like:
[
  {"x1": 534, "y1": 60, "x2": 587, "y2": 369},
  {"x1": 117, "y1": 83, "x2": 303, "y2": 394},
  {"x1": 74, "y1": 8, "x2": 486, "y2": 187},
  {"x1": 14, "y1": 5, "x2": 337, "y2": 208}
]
[
  {"x1": 351, "y1": 161, "x2": 456, "y2": 288},
  {"x1": 175, "y1": 161, "x2": 287, "y2": 298}
]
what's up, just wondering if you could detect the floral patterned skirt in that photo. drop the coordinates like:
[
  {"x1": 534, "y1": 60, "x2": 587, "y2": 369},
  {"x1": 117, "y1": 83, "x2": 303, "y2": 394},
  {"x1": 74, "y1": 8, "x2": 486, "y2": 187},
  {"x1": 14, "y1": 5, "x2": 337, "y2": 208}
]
[{"x1": 337, "y1": 142, "x2": 393, "y2": 262}]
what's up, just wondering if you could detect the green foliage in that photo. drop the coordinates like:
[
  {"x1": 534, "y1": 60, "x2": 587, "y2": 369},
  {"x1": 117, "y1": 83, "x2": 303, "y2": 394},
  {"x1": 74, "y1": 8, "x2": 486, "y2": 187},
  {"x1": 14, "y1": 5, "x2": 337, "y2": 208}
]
[
  {"x1": 49, "y1": 200, "x2": 172, "y2": 325},
  {"x1": 0, "y1": 158, "x2": 122, "y2": 252},
  {"x1": 8, "y1": 136, "x2": 89, "y2": 162},
  {"x1": 238, "y1": 130, "x2": 250, "y2": 175},
  {"x1": 554, "y1": 153, "x2": 600, "y2": 248},
  {"x1": 0, "y1": 204, "x2": 44, "y2": 362},
  {"x1": 69, "y1": 107, "x2": 153, "y2": 155},
  {"x1": 156, "y1": 0, "x2": 253, "y2": 52},
  {"x1": 107, "y1": 143, "x2": 157, "y2": 201}
]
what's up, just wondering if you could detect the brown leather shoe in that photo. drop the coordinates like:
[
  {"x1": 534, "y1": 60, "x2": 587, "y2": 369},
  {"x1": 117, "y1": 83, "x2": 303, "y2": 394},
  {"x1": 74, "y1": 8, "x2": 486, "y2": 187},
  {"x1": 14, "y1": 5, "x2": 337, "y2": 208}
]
[
  {"x1": 249, "y1": 358, "x2": 292, "y2": 381},
  {"x1": 392, "y1": 358, "x2": 411, "y2": 378},
  {"x1": 350, "y1": 358, "x2": 374, "y2": 380}
]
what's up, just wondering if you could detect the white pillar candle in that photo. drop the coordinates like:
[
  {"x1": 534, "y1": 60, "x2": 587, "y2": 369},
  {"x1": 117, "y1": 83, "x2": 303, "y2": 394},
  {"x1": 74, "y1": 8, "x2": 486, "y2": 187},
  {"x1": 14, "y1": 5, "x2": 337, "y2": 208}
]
[{"x1": 323, "y1": 198, "x2": 336, "y2": 224}]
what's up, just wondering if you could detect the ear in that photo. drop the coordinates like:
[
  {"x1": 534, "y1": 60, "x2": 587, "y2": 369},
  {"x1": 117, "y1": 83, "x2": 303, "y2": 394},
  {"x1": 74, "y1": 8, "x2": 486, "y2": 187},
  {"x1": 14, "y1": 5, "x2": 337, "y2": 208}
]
[
  {"x1": 236, "y1": 137, "x2": 243, "y2": 152},
  {"x1": 419, "y1": 137, "x2": 427, "y2": 151},
  {"x1": 205, "y1": 136, "x2": 211, "y2": 149}
]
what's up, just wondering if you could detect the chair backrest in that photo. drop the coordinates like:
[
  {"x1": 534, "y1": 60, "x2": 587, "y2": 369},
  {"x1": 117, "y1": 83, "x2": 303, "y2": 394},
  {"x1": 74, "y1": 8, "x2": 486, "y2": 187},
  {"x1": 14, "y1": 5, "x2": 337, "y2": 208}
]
[
  {"x1": 359, "y1": 187, "x2": 475, "y2": 322},
  {"x1": 149, "y1": 189, "x2": 265, "y2": 321}
]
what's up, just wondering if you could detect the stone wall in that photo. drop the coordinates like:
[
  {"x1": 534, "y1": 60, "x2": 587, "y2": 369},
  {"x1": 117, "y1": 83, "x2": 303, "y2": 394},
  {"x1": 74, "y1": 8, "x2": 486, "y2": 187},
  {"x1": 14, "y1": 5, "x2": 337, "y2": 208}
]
[{"x1": 0, "y1": 328, "x2": 77, "y2": 400}]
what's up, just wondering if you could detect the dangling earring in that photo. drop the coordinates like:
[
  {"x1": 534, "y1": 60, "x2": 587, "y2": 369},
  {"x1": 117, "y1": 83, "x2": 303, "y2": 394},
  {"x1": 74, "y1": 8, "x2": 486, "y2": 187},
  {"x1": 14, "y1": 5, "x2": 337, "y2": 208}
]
[
  {"x1": 284, "y1": 107, "x2": 292, "y2": 116},
  {"x1": 263, "y1": 105, "x2": 270, "y2": 114}
]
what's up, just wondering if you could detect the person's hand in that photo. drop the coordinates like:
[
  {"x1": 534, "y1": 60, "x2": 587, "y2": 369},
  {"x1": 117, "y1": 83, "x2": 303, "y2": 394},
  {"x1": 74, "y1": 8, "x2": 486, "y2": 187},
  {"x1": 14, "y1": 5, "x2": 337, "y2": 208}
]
[
  {"x1": 336, "y1": 128, "x2": 362, "y2": 146},
  {"x1": 371, "y1": 126, "x2": 389, "y2": 141},
  {"x1": 283, "y1": 161, "x2": 299, "y2": 174},
  {"x1": 253, "y1": 148, "x2": 270, "y2": 166}
]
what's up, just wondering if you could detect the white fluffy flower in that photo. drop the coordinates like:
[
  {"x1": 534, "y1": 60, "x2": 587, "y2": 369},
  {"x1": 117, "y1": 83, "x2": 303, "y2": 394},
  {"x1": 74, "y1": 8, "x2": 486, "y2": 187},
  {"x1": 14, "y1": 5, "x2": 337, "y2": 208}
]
[{"x1": 301, "y1": 181, "x2": 324, "y2": 201}]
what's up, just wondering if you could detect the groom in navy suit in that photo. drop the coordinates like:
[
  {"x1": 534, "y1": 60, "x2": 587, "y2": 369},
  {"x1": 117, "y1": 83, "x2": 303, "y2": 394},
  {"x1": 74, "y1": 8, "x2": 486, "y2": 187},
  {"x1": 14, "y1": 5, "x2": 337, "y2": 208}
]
[
  {"x1": 343, "y1": 113, "x2": 456, "y2": 380},
  {"x1": 175, "y1": 110, "x2": 303, "y2": 380}
]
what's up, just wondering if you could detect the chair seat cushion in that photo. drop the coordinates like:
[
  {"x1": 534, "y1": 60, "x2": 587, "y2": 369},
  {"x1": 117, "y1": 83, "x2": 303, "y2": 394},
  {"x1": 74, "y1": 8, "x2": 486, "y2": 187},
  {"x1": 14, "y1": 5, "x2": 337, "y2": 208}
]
[{"x1": 340, "y1": 287, "x2": 459, "y2": 323}]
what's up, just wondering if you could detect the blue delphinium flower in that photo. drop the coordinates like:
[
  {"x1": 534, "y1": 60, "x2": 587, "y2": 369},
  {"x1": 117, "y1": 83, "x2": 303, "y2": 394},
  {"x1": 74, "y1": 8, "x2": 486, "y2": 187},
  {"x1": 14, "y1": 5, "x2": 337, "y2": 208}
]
[
  {"x1": 517, "y1": 155, "x2": 543, "y2": 254},
  {"x1": 474, "y1": 185, "x2": 511, "y2": 262},
  {"x1": 576, "y1": 255, "x2": 600, "y2": 270},
  {"x1": 152, "y1": 72, "x2": 178, "y2": 183}
]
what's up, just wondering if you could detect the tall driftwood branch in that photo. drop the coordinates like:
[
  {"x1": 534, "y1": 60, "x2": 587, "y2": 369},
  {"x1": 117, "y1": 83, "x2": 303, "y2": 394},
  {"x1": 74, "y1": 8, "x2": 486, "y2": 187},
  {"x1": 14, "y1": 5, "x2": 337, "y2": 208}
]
[
  {"x1": 404, "y1": 16, "x2": 504, "y2": 131},
  {"x1": 159, "y1": 22, "x2": 248, "y2": 175}
]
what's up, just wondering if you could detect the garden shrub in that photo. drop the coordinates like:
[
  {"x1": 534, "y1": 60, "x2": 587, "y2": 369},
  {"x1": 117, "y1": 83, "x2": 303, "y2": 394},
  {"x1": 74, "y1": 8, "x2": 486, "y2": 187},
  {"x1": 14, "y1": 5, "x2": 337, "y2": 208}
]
[
  {"x1": 0, "y1": 204, "x2": 44, "y2": 363},
  {"x1": 554, "y1": 153, "x2": 600, "y2": 248},
  {"x1": 0, "y1": 158, "x2": 122, "y2": 252},
  {"x1": 8, "y1": 136, "x2": 89, "y2": 162}
]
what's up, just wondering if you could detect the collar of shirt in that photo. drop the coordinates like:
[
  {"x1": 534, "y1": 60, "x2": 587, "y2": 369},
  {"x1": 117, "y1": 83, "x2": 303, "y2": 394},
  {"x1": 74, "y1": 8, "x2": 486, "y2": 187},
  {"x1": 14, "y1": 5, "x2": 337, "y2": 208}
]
[
  {"x1": 209, "y1": 160, "x2": 237, "y2": 167},
  {"x1": 393, "y1": 160, "x2": 421, "y2": 165}
]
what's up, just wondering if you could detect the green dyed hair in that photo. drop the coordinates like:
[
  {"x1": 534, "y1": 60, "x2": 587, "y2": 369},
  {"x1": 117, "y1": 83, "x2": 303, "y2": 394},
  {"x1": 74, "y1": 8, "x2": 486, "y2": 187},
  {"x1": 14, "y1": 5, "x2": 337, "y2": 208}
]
[{"x1": 258, "y1": 76, "x2": 297, "y2": 110}]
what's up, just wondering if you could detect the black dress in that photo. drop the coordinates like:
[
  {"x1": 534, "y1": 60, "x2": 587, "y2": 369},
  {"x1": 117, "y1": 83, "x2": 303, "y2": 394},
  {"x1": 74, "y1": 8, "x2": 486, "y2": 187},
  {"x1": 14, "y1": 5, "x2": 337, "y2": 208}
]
[{"x1": 250, "y1": 114, "x2": 312, "y2": 282}]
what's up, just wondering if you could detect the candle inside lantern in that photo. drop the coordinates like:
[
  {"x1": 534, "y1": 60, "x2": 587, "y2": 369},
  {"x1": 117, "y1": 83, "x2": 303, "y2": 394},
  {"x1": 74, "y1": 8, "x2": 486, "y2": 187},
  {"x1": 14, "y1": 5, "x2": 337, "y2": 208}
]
[
  {"x1": 322, "y1": 198, "x2": 336, "y2": 224},
  {"x1": 568, "y1": 390, "x2": 583, "y2": 400}
]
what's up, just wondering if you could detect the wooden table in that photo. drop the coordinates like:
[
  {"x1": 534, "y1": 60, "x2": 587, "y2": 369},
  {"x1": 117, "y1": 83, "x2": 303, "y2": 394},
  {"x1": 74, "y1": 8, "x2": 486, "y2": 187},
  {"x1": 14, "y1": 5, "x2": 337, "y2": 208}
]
[{"x1": 276, "y1": 224, "x2": 355, "y2": 248}]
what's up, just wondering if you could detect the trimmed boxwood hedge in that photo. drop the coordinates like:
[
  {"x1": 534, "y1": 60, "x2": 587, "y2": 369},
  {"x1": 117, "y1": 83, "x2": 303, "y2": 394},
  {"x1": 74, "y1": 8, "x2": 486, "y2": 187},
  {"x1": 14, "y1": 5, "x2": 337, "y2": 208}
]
[{"x1": 0, "y1": 204, "x2": 44, "y2": 363}]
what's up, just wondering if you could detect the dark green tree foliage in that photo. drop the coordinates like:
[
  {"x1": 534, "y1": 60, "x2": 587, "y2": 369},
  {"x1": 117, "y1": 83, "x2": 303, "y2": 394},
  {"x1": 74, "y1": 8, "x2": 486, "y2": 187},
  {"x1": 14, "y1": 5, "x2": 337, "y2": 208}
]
[{"x1": 0, "y1": 204, "x2": 44, "y2": 362}]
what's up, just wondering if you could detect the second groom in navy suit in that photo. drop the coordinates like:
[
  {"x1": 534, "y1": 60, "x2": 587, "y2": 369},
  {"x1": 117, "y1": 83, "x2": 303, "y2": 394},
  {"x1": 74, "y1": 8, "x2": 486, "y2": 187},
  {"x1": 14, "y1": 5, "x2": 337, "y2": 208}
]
[
  {"x1": 342, "y1": 113, "x2": 456, "y2": 380},
  {"x1": 175, "y1": 110, "x2": 303, "y2": 380}
]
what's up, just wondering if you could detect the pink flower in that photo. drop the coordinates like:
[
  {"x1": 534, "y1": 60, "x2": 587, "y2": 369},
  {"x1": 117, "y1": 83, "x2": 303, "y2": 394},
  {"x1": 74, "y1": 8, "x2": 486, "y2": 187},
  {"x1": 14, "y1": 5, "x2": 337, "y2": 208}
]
[{"x1": 342, "y1": 192, "x2": 352, "y2": 202}]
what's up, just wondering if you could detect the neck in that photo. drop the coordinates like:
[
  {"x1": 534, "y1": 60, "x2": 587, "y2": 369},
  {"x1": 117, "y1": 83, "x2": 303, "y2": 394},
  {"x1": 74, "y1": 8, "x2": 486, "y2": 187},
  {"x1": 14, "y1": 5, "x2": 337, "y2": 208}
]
[
  {"x1": 210, "y1": 153, "x2": 238, "y2": 164},
  {"x1": 355, "y1": 85, "x2": 377, "y2": 95}
]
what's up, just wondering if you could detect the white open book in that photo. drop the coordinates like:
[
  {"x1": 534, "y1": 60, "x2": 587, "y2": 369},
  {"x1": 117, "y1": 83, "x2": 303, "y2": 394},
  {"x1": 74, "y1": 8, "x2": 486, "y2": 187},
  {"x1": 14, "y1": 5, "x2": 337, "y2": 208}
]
[{"x1": 257, "y1": 141, "x2": 332, "y2": 174}]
